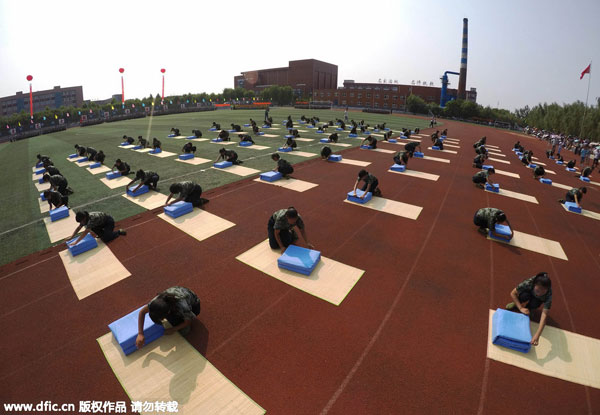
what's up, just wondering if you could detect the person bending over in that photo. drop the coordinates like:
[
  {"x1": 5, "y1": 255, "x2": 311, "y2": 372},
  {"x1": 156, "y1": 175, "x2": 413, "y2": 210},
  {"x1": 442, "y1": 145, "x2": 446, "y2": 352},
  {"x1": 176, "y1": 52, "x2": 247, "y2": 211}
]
[
  {"x1": 170, "y1": 127, "x2": 180, "y2": 136},
  {"x1": 152, "y1": 138, "x2": 162, "y2": 150},
  {"x1": 138, "y1": 136, "x2": 148, "y2": 148},
  {"x1": 166, "y1": 181, "x2": 207, "y2": 208},
  {"x1": 127, "y1": 169, "x2": 159, "y2": 192},
  {"x1": 576, "y1": 166, "x2": 593, "y2": 178},
  {"x1": 267, "y1": 207, "x2": 314, "y2": 253},
  {"x1": 533, "y1": 165, "x2": 545, "y2": 179},
  {"x1": 135, "y1": 286, "x2": 201, "y2": 349},
  {"x1": 218, "y1": 130, "x2": 230, "y2": 141},
  {"x1": 506, "y1": 272, "x2": 552, "y2": 346},
  {"x1": 192, "y1": 129, "x2": 202, "y2": 138},
  {"x1": 321, "y1": 146, "x2": 333, "y2": 160},
  {"x1": 239, "y1": 134, "x2": 255, "y2": 144},
  {"x1": 473, "y1": 136, "x2": 486, "y2": 148},
  {"x1": 271, "y1": 153, "x2": 294, "y2": 178},
  {"x1": 558, "y1": 187, "x2": 586, "y2": 208},
  {"x1": 43, "y1": 173, "x2": 72, "y2": 196},
  {"x1": 361, "y1": 135, "x2": 378, "y2": 149},
  {"x1": 472, "y1": 168, "x2": 496, "y2": 189},
  {"x1": 433, "y1": 137, "x2": 444, "y2": 150},
  {"x1": 404, "y1": 141, "x2": 421, "y2": 156},
  {"x1": 182, "y1": 142, "x2": 196, "y2": 154},
  {"x1": 211, "y1": 122, "x2": 221, "y2": 130},
  {"x1": 353, "y1": 169, "x2": 381, "y2": 197},
  {"x1": 69, "y1": 211, "x2": 126, "y2": 245},
  {"x1": 230, "y1": 123, "x2": 242, "y2": 132},
  {"x1": 327, "y1": 132, "x2": 339, "y2": 143},
  {"x1": 36, "y1": 154, "x2": 51, "y2": 165},
  {"x1": 42, "y1": 160, "x2": 61, "y2": 176},
  {"x1": 215, "y1": 148, "x2": 241, "y2": 165},
  {"x1": 94, "y1": 150, "x2": 106, "y2": 164},
  {"x1": 43, "y1": 189, "x2": 68, "y2": 209},
  {"x1": 393, "y1": 150, "x2": 409, "y2": 166},
  {"x1": 473, "y1": 207, "x2": 513, "y2": 239},
  {"x1": 473, "y1": 153, "x2": 488, "y2": 169},
  {"x1": 283, "y1": 136, "x2": 297, "y2": 150},
  {"x1": 112, "y1": 159, "x2": 131, "y2": 175}
]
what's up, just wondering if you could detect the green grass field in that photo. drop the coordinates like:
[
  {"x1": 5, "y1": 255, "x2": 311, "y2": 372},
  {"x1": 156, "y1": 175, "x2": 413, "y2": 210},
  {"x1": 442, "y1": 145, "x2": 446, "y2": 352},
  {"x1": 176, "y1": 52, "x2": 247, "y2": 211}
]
[{"x1": 0, "y1": 108, "x2": 432, "y2": 266}]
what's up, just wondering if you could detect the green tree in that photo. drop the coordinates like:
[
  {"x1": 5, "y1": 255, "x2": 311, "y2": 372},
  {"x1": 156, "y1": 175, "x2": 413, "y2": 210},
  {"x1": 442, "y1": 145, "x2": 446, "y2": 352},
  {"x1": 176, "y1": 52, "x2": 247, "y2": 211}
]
[{"x1": 406, "y1": 95, "x2": 428, "y2": 114}]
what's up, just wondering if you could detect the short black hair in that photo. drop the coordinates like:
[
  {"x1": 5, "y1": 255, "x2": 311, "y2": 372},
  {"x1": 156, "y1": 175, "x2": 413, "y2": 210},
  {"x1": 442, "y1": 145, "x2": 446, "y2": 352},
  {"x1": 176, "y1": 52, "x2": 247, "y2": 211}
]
[
  {"x1": 533, "y1": 272, "x2": 551, "y2": 289},
  {"x1": 286, "y1": 207, "x2": 298, "y2": 219},
  {"x1": 115, "y1": 159, "x2": 122, "y2": 163},
  {"x1": 42, "y1": 173, "x2": 50, "y2": 181},
  {"x1": 75, "y1": 211, "x2": 89, "y2": 224},
  {"x1": 358, "y1": 169, "x2": 368, "y2": 178},
  {"x1": 581, "y1": 187, "x2": 587, "y2": 194},
  {"x1": 271, "y1": 153, "x2": 280, "y2": 161},
  {"x1": 135, "y1": 169, "x2": 145, "y2": 179},
  {"x1": 488, "y1": 168, "x2": 495, "y2": 174},
  {"x1": 496, "y1": 211, "x2": 506, "y2": 222},
  {"x1": 169, "y1": 183, "x2": 182, "y2": 194}
]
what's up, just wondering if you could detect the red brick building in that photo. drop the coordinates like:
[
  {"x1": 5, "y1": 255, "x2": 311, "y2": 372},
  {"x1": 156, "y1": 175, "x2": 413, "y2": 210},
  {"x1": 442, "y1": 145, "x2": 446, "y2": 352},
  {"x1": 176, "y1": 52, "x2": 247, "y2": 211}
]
[
  {"x1": 314, "y1": 80, "x2": 476, "y2": 111},
  {"x1": 234, "y1": 59, "x2": 338, "y2": 96}
]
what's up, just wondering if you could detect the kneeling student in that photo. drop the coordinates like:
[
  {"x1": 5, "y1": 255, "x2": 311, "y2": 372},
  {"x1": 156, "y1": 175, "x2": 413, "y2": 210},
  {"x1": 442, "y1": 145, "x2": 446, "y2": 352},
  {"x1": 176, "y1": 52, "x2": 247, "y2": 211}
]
[
  {"x1": 404, "y1": 141, "x2": 421, "y2": 157},
  {"x1": 472, "y1": 168, "x2": 496, "y2": 189},
  {"x1": 506, "y1": 272, "x2": 552, "y2": 346},
  {"x1": 576, "y1": 166, "x2": 593, "y2": 178},
  {"x1": 217, "y1": 130, "x2": 230, "y2": 141},
  {"x1": 533, "y1": 165, "x2": 545, "y2": 179},
  {"x1": 127, "y1": 169, "x2": 159, "y2": 192},
  {"x1": 43, "y1": 189, "x2": 69, "y2": 209},
  {"x1": 393, "y1": 150, "x2": 409, "y2": 166},
  {"x1": 473, "y1": 207, "x2": 513, "y2": 239},
  {"x1": 166, "y1": 181, "x2": 207, "y2": 208},
  {"x1": 361, "y1": 135, "x2": 377, "y2": 149},
  {"x1": 69, "y1": 211, "x2": 126, "y2": 245},
  {"x1": 473, "y1": 153, "x2": 488, "y2": 169},
  {"x1": 182, "y1": 142, "x2": 196, "y2": 154},
  {"x1": 353, "y1": 169, "x2": 381, "y2": 197},
  {"x1": 271, "y1": 153, "x2": 294, "y2": 178},
  {"x1": 136, "y1": 286, "x2": 201, "y2": 349},
  {"x1": 216, "y1": 148, "x2": 241, "y2": 165},
  {"x1": 321, "y1": 146, "x2": 333, "y2": 160},
  {"x1": 283, "y1": 136, "x2": 297, "y2": 150},
  {"x1": 112, "y1": 159, "x2": 131, "y2": 175},
  {"x1": 267, "y1": 207, "x2": 314, "y2": 253},
  {"x1": 558, "y1": 187, "x2": 586, "y2": 208}
]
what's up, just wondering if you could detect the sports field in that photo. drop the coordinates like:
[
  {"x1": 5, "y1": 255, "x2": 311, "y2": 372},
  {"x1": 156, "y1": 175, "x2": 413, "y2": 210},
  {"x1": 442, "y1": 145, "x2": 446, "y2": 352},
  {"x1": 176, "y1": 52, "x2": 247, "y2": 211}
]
[
  {"x1": 0, "y1": 109, "x2": 429, "y2": 265},
  {"x1": 2, "y1": 110, "x2": 600, "y2": 414}
]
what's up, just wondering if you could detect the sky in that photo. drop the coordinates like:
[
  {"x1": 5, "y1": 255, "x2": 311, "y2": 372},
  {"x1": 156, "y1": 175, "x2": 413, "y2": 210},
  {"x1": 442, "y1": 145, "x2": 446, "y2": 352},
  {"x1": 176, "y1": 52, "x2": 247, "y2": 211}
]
[{"x1": 1, "y1": 0, "x2": 599, "y2": 111}]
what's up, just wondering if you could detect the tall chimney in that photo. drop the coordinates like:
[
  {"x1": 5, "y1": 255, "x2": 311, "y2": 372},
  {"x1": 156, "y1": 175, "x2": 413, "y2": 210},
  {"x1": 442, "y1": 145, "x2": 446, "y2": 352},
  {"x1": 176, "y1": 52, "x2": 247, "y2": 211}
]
[{"x1": 458, "y1": 18, "x2": 468, "y2": 100}]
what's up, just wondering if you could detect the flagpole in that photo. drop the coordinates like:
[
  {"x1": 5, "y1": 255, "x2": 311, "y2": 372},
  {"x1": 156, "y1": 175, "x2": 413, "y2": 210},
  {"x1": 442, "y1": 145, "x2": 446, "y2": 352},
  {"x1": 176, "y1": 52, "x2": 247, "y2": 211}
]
[{"x1": 579, "y1": 61, "x2": 592, "y2": 138}]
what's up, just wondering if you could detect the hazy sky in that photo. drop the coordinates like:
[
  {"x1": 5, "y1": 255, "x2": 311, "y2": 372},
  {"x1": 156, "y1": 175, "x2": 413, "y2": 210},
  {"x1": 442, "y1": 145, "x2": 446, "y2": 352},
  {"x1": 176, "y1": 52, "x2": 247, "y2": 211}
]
[{"x1": 1, "y1": 0, "x2": 599, "y2": 110}]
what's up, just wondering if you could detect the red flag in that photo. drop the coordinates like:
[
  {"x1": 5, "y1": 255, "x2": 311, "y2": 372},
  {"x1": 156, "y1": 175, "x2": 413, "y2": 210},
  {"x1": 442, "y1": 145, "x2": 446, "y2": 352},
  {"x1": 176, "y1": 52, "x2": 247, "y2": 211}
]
[{"x1": 580, "y1": 63, "x2": 591, "y2": 79}]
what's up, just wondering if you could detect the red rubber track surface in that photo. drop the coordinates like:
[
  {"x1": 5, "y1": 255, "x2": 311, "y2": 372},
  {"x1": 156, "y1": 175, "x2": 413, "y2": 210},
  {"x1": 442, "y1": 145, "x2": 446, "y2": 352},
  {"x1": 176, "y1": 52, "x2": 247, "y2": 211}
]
[{"x1": 1, "y1": 121, "x2": 599, "y2": 414}]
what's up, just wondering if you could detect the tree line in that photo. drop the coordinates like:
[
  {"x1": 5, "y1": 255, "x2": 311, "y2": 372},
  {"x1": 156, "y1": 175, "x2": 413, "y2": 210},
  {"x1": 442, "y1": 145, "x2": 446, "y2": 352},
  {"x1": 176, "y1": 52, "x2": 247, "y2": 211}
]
[{"x1": 406, "y1": 94, "x2": 600, "y2": 140}]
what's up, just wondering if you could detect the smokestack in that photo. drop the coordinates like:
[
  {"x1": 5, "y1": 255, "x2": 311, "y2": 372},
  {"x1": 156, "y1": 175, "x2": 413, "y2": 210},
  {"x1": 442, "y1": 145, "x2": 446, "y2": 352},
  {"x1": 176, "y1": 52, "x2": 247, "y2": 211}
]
[{"x1": 458, "y1": 18, "x2": 468, "y2": 100}]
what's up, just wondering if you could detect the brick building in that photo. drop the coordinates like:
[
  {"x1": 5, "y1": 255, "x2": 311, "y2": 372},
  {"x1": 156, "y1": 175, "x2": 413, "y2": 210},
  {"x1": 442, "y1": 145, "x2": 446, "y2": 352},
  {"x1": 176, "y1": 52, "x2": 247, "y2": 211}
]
[
  {"x1": 234, "y1": 59, "x2": 337, "y2": 97},
  {"x1": 0, "y1": 85, "x2": 84, "y2": 117},
  {"x1": 314, "y1": 80, "x2": 476, "y2": 111}
]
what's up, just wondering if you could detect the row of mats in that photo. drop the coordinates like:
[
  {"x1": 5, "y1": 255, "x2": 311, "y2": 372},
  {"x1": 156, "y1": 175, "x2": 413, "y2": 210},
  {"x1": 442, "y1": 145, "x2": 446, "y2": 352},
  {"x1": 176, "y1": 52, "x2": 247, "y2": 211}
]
[{"x1": 30, "y1": 127, "x2": 600, "y2": 413}]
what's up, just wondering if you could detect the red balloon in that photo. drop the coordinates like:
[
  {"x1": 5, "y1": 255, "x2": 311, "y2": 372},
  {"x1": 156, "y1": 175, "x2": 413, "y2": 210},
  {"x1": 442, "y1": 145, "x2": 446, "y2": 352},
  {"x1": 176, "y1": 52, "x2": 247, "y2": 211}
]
[
  {"x1": 161, "y1": 68, "x2": 166, "y2": 73},
  {"x1": 26, "y1": 75, "x2": 33, "y2": 81},
  {"x1": 119, "y1": 68, "x2": 124, "y2": 73}
]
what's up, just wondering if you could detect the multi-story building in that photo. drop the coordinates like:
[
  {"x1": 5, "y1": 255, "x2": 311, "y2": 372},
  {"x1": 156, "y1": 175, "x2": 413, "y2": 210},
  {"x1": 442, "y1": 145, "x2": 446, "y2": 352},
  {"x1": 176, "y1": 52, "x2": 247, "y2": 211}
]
[
  {"x1": 314, "y1": 80, "x2": 476, "y2": 111},
  {"x1": 234, "y1": 59, "x2": 337, "y2": 97},
  {"x1": 0, "y1": 85, "x2": 84, "y2": 117}
]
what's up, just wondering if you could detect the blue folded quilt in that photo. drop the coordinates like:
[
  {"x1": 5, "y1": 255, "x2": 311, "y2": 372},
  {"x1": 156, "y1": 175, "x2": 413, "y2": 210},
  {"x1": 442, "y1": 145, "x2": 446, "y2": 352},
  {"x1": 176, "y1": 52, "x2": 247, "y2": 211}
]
[{"x1": 492, "y1": 308, "x2": 531, "y2": 353}]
